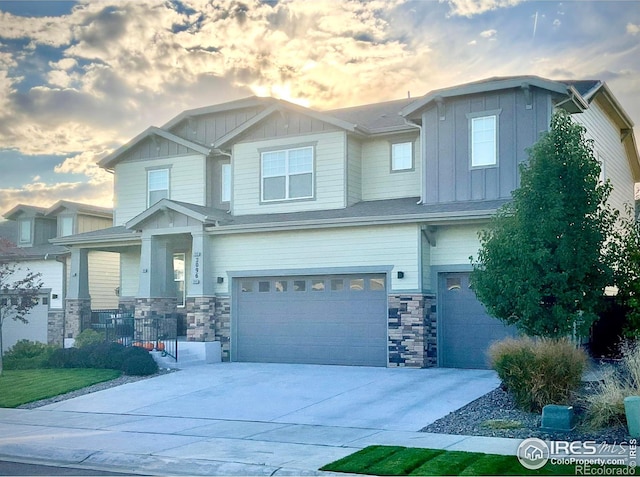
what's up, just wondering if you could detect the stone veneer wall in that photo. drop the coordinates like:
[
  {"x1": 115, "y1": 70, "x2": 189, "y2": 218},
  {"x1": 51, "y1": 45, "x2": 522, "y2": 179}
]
[
  {"x1": 184, "y1": 296, "x2": 230, "y2": 360},
  {"x1": 64, "y1": 298, "x2": 91, "y2": 339},
  {"x1": 388, "y1": 293, "x2": 437, "y2": 368},
  {"x1": 214, "y1": 296, "x2": 230, "y2": 361},
  {"x1": 118, "y1": 297, "x2": 136, "y2": 315},
  {"x1": 47, "y1": 310, "x2": 65, "y2": 346},
  {"x1": 134, "y1": 297, "x2": 177, "y2": 319}
]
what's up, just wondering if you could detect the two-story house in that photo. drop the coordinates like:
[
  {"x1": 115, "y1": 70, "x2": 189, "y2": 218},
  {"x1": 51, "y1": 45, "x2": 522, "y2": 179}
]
[
  {"x1": 52, "y1": 76, "x2": 640, "y2": 369},
  {"x1": 1, "y1": 201, "x2": 119, "y2": 350}
]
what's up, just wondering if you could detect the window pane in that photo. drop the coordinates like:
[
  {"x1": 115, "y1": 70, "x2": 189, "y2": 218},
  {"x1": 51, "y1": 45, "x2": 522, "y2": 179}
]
[
  {"x1": 312, "y1": 279, "x2": 325, "y2": 291},
  {"x1": 173, "y1": 254, "x2": 185, "y2": 281},
  {"x1": 149, "y1": 189, "x2": 168, "y2": 205},
  {"x1": 350, "y1": 278, "x2": 364, "y2": 291},
  {"x1": 447, "y1": 277, "x2": 462, "y2": 291},
  {"x1": 241, "y1": 281, "x2": 253, "y2": 292},
  {"x1": 263, "y1": 176, "x2": 286, "y2": 200},
  {"x1": 60, "y1": 216, "x2": 73, "y2": 236},
  {"x1": 275, "y1": 280, "x2": 287, "y2": 292},
  {"x1": 471, "y1": 116, "x2": 496, "y2": 167},
  {"x1": 392, "y1": 142, "x2": 412, "y2": 170},
  {"x1": 221, "y1": 163, "x2": 231, "y2": 202},
  {"x1": 259, "y1": 281, "x2": 270, "y2": 292},
  {"x1": 19, "y1": 220, "x2": 31, "y2": 243},
  {"x1": 148, "y1": 169, "x2": 168, "y2": 189},
  {"x1": 289, "y1": 173, "x2": 312, "y2": 198},
  {"x1": 288, "y1": 148, "x2": 312, "y2": 173},
  {"x1": 262, "y1": 151, "x2": 286, "y2": 176},
  {"x1": 293, "y1": 280, "x2": 306, "y2": 291},
  {"x1": 370, "y1": 278, "x2": 385, "y2": 291},
  {"x1": 331, "y1": 279, "x2": 344, "y2": 291}
]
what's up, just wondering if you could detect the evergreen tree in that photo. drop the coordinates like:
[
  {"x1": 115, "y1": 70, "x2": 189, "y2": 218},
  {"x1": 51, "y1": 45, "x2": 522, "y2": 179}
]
[{"x1": 471, "y1": 111, "x2": 618, "y2": 338}]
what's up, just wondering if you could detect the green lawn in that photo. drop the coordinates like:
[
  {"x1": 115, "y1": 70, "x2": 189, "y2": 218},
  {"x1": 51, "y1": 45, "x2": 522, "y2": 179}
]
[
  {"x1": 0, "y1": 368, "x2": 122, "y2": 408},
  {"x1": 320, "y1": 445, "x2": 620, "y2": 476}
]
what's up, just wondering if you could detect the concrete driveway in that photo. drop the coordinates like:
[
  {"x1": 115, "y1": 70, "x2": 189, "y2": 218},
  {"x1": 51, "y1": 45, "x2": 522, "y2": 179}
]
[{"x1": 0, "y1": 363, "x2": 511, "y2": 476}]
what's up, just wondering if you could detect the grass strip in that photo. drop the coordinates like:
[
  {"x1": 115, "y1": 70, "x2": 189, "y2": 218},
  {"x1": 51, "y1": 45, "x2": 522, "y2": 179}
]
[
  {"x1": 0, "y1": 368, "x2": 122, "y2": 407},
  {"x1": 321, "y1": 445, "x2": 602, "y2": 476}
]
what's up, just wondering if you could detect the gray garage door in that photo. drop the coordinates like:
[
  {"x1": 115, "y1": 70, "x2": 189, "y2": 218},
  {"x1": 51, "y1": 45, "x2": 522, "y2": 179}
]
[
  {"x1": 235, "y1": 274, "x2": 388, "y2": 366},
  {"x1": 440, "y1": 272, "x2": 516, "y2": 369}
]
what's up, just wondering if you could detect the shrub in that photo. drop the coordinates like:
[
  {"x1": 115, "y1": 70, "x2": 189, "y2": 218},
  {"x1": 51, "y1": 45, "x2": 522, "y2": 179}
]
[
  {"x1": 73, "y1": 329, "x2": 105, "y2": 348},
  {"x1": 48, "y1": 347, "x2": 92, "y2": 368},
  {"x1": 3, "y1": 340, "x2": 58, "y2": 369},
  {"x1": 121, "y1": 346, "x2": 158, "y2": 376},
  {"x1": 585, "y1": 342, "x2": 640, "y2": 429},
  {"x1": 85, "y1": 342, "x2": 127, "y2": 370},
  {"x1": 489, "y1": 337, "x2": 587, "y2": 412}
]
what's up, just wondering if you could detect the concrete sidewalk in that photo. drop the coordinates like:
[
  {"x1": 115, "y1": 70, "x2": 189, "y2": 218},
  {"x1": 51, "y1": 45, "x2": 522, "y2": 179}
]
[{"x1": 0, "y1": 363, "x2": 522, "y2": 475}]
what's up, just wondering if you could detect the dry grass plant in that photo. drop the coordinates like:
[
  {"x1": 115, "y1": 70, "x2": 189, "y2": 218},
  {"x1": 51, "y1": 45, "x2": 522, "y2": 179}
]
[
  {"x1": 489, "y1": 337, "x2": 588, "y2": 412},
  {"x1": 585, "y1": 341, "x2": 640, "y2": 429}
]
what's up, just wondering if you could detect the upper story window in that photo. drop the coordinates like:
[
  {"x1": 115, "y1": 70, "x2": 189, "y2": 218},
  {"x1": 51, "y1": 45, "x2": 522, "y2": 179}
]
[
  {"x1": 221, "y1": 163, "x2": 231, "y2": 203},
  {"x1": 18, "y1": 219, "x2": 31, "y2": 245},
  {"x1": 391, "y1": 142, "x2": 413, "y2": 171},
  {"x1": 261, "y1": 146, "x2": 313, "y2": 202},
  {"x1": 469, "y1": 112, "x2": 499, "y2": 168},
  {"x1": 60, "y1": 216, "x2": 74, "y2": 237},
  {"x1": 148, "y1": 168, "x2": 169, "y2": 207}
]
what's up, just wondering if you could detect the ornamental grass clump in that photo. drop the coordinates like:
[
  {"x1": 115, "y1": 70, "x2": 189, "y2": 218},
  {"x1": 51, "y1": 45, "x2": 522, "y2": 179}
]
[
  {"x1": 489, "y1": 337, "x2": 587, "y2": 412},
  {"x1": 585, "y1": 342, "x2": 640, "y2": 429}
]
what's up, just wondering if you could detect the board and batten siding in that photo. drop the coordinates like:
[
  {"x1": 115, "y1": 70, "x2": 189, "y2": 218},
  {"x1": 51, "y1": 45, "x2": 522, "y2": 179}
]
[
  {"x1": 429, "y1": 224, "x2": 483, "y2": 268},
  {"x1": 572, "y1": 98, "x2": 636, "y2": 216},
  {"x1": 77, "y1": 215, "x2": 113, "y2": 234},
  {"x1": 114, "y1": 154, "x2": 207, "y2": 225},
  {"x1": 209, "y1": 224, "x2": 420, "y2": 293},
  {"x1": 361, "y1": 136, "x2": 421, "y2": 201},
  {"x1": 232, "y1": 131, "x2": 347, "y2": 216},
  {"x1": 423, "y1": 88, "x2": 552, "y2": 205},
  {"x1": 119, "y1": 249, "x2": 140, "y2": 297},
  {"x1": 88, "y1": 251, "x2": 120, "y2": 309}
]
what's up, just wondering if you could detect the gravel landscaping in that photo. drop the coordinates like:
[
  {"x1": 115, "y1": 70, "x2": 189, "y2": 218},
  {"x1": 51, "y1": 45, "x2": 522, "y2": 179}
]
[{"x1": 422, "y1": 373, "x2": 630, "y2": 443}]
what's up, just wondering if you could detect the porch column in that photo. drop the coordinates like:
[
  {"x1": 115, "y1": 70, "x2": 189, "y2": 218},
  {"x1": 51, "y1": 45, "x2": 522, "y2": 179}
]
[
  {"x1": 138, "y1": 235, "x2": 152, "y2": 297},
  {"x1": 190, "y1": 230, "x2": 213, "y2": 296},
  {"x1": 67, "y1": 248, "x2": 89, "y2": 300},
  {"x1": 65, "y1": 247, "x2": 90, "y2": 340},
  {"x1": 187, "y1": 230, "x2": 215, "y2": 341}
]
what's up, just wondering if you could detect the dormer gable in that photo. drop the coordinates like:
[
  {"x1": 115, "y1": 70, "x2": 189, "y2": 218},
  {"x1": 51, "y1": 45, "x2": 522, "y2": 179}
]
[
  {"x1": 45, "y1": 200, "x2": 113, "y2": 237},
  {"x1": 3, "y1": 205, "x2": 54, "y2": 247}
]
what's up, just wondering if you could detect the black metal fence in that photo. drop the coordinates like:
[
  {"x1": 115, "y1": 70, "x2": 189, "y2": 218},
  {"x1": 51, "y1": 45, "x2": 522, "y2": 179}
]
[{"x1": 81, "y1": 309, "x2": 178, "y2": 361}]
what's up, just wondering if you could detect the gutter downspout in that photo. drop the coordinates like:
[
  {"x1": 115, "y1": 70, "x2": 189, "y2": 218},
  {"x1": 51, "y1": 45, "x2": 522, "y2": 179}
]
[
  {"x1": 403, "y1": 119, "x2": 424, "y2": 204},
  {"x1": 55, "y1": 254, "x2": 68, "y2": 347}
]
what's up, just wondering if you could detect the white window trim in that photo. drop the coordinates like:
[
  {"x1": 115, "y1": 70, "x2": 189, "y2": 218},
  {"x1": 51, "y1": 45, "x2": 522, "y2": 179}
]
[
  {"x1": 18, "y1": 219, "x2": 32, "y2": 245},
  {"x1": 59, "y1": 215, "x2": 74, "y2": 237},
  {"x1": 221, "y1": 163, "x2": 231, "y2": 203},
  {"x1": 390, "y1": 141, "x2": 414, "y2": 172},
  {"x1": 260, "y1": 145, "x2": 315, "y2": 203},
  {"x1": 147, "y1": 167, "x2": 170, "y2": 208},
  {"x1": 467, "y1": 109, "x2": 502, "y2": 169}
]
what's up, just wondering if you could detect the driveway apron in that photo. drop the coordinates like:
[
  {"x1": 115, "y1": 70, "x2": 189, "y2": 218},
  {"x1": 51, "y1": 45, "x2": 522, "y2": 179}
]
[{"x1": 0, "y1": 363, "x2": 503, "y2": 475}]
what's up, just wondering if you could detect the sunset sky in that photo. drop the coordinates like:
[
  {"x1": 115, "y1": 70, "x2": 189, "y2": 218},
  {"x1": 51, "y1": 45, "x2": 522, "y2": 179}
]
[{"x1": 0, "y1": 0, "x2": 639, "y2": 214}]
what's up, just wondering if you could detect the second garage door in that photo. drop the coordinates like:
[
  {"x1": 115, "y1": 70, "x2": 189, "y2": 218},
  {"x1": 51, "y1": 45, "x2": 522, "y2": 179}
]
[
  {"x1": 234, "y1": 274, "x2": 388, "y2": 366},
  {"x1": 440, "y1": 272, "x2": 517, "y2": 369}
]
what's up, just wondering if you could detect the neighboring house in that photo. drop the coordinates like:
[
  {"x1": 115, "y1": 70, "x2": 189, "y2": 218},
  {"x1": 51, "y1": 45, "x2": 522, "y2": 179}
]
[
  {"x1": 52, "y1": 76, "x2": 640, "y2": 369},
  {"x1": 0, "y1": 201, "x2": 119, "y2": 351}
]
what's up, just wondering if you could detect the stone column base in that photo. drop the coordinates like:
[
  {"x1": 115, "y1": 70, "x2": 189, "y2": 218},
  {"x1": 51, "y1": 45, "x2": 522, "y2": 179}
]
[
  {"x1": 388, "y1": 293, "x2": 436, "y2": 368},
  {"x1": 65, "y1": 298, "x2": 92, "y2": 339}
]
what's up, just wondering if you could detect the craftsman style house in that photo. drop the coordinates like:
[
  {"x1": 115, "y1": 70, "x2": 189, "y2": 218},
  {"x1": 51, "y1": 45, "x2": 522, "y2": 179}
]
[
  {"x1": 52, "y1": 76, "x2": 640, "y2": 369},
  {"x1": 1, "y1": 201, "x2": 118, "y2": 350}
]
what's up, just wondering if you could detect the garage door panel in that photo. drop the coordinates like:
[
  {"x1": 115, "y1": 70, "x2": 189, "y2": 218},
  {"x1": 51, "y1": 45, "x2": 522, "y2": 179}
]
[
  {"x1": 441, "y1": 272, "x2": 516, "y2": 369},
  {"x1": 236, "y1": 274, "x2": 387, "y2": 366}
]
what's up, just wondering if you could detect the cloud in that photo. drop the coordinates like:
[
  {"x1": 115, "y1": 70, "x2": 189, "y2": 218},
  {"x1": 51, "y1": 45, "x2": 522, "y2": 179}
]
[
  {"x1": 0, "y1": 179, "x2": 114, "y2": 211},
  {"x1": 480, "y1": 29, "x2": 497, "y2": 38},
  {"x1": 54, "y1": 151, "x2": 112, "y2": 185},
  {"x1": 628, "y1": 23, "x2": 640, "y2": 35},
  {"x1": 441, "y1": 0, "x2": 524, "y2": 17}
]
